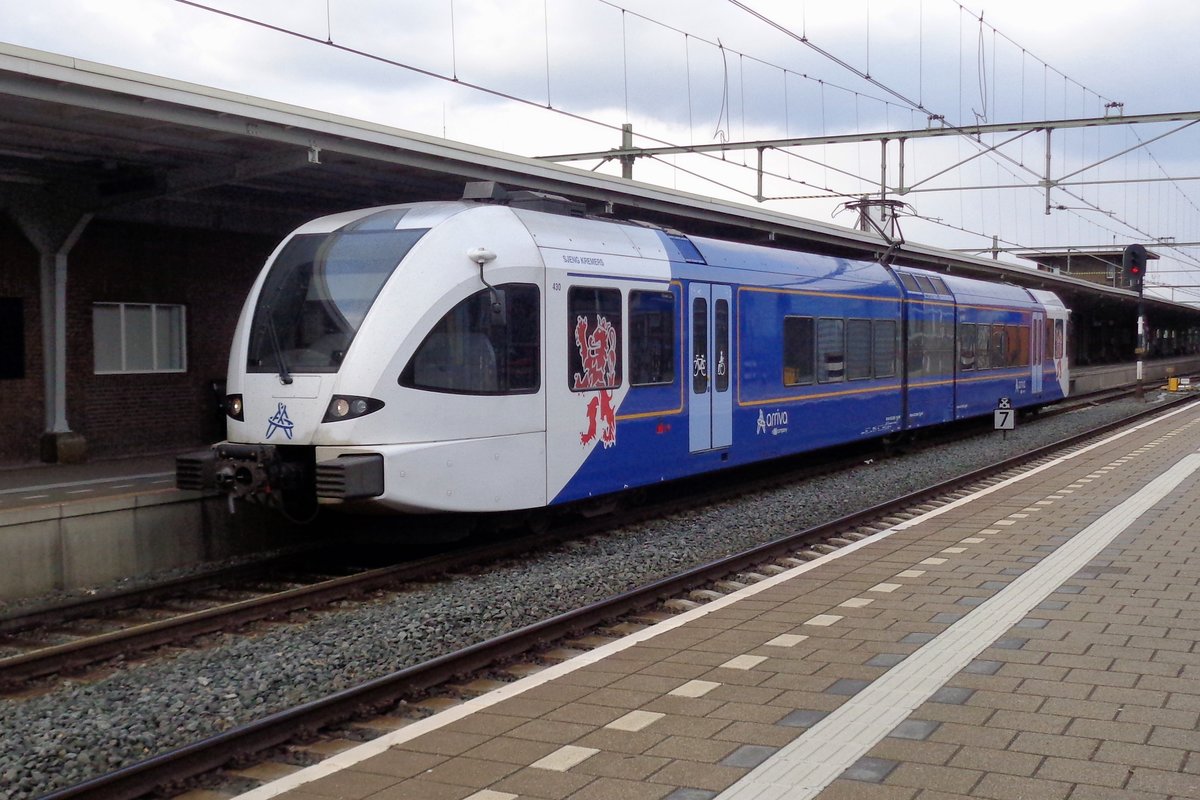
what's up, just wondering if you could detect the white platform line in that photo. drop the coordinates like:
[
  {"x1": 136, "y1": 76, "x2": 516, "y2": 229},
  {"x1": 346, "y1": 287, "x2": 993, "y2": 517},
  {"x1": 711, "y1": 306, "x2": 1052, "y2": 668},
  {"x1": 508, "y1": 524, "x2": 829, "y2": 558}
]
[
  {"x1": 0, "y1": 471, "x2": 173, "y2": 495},
  {"x1": 715, "y1": 450, "x2": 1200, "y2": 800},
  {"x1": 231, "y1": 400, "x2": 1200, "y2": 800}
]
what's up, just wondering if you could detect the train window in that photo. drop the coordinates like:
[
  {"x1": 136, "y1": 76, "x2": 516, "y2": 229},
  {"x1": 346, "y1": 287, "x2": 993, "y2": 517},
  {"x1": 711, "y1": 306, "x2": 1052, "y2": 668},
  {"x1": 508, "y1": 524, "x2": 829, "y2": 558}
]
[
  {"x1": 817, "y1": 318, "x2": 845, "y2": 383},
  {"x1": 959, "y1": 323, "x2": 976, "y2": 371},
  {"x1": 1054, "y1": 319, "x2": 1065, "y2": 359},
  {"x1": 692, "y1": 297, "x2": 708, "y2": 394},
  {"x1": 783, "y1": 316, "x2": 815, "y2": 386},
  {"x1": 715, "y1": 298, "x2": 730, "y2": 392},
  {"x1": 975, "y1": 325, "x2": 990, "y2": 370},
  {"x1": 873, "y1": 320, "x2": 897, "y2": 378},
  {"x1": 630, "y1": 291, "x2": 675, "y2": 386},
  {"x1": 400, "y1": 283, "x2": 540, "y2": 394},
  {"x1": 989, "y1": 326, "x2": 1007, "y2": 369},
  {"x1": 908, "y1": 315, "x2": 926, "y2": 378},
  {"x1": 915, "y1": 275, "x2": 938, "y2": 294},
  {"x1": 569, "y1": 286, "x2": 622, "y2": 391},
  {"x1": 248, "y1": 227, "x2": 428, "y2": 374},
  {"x1": 928, "y1": 316, "x2": 956, "y2": 375},
  {"x1": 929, "y1": 277, "x2": 950, "y2": 295},
  {"x1": 899, "y1": 273, "x2": 921, "y2": 293},
  {"x1": 846, "y1": 319, "x2": 872, "y2": 380},
  {"x1": 1007, "y1": 325, "x2": 1029, "y2": 366},
  {"x1": 667, "y1": 234, "x2": 707, "y2": 264}
]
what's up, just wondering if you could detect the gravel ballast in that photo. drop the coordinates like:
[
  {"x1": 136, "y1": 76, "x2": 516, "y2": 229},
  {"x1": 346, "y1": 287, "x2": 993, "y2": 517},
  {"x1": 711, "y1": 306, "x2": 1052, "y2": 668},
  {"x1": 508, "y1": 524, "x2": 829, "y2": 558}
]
[{"x1": 0, "y1": 396, "x2": 1185, "y2": 799}]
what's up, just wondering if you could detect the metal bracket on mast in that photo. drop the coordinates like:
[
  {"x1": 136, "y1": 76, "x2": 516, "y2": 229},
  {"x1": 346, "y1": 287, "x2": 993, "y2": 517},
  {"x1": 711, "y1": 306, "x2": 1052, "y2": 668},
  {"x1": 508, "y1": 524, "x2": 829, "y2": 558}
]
[{"x1": 620, "y1": 124, "x2": 635, "y2": 180}]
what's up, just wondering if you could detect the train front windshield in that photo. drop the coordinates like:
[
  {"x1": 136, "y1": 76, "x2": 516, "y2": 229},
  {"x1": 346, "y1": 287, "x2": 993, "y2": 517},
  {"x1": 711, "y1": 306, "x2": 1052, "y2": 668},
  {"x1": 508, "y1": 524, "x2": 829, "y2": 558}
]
[{"x1": 246, "y1": 227, "x2": 428, "y2": 374}]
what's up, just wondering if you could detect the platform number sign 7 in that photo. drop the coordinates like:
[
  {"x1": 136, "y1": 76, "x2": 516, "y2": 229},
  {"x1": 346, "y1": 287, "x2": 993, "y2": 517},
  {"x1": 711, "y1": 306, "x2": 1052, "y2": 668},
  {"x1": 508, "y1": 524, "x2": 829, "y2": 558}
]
[{"x1": 994, "y1": 397, "x2": 1015, "y2": 432}]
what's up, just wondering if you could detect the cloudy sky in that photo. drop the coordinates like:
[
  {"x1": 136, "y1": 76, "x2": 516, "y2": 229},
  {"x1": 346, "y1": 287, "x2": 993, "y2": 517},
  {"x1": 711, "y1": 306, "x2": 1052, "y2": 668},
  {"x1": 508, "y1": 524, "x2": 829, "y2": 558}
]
[{"x1": 6, "y1": 0, "x2": 1200, "y2": 301}]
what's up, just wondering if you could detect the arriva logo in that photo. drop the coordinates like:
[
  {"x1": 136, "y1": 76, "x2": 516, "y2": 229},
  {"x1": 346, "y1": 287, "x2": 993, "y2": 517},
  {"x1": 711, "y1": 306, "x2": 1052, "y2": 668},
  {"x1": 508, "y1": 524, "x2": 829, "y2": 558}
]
[
  {"x1": 265, "y1": 402, "x2": 294, "y2": 440},
  {"x1": 756, "y1": 408, "x2": 789, "y2": 436}
]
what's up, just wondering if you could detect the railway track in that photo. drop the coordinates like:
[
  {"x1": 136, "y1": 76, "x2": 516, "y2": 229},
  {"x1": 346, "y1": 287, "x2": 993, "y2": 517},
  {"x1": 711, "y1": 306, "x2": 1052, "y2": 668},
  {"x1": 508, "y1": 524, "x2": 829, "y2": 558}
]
[
  {"x1": 0, "y1": 386, "x2": 1156, "y2": 693},
  {"x1": 35, "y1": 391, "x2": 1196, "y2": 800},
  {"x1": 0, "y1": 531, "x2": 590, "y2": 692}
]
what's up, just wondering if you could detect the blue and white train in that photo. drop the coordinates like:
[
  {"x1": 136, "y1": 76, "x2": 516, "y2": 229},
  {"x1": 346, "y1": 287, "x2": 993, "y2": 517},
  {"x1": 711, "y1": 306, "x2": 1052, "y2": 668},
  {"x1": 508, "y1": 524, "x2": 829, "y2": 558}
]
[{"x1": 176, "y1": 186, "x2": 1070, "y2": 518}]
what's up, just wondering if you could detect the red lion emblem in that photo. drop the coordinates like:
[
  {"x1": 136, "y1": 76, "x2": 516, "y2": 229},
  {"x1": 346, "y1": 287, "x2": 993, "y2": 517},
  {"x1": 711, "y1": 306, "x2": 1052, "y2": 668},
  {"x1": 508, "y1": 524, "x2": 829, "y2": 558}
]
[{"x1": 573, "y1": 314, "x2": 617, "y2": 448}]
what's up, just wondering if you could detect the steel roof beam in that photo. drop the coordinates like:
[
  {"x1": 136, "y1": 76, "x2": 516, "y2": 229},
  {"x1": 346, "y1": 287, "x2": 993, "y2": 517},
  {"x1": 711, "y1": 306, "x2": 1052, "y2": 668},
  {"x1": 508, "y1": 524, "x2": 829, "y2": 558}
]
[{"x1": 539, "y1": 111, "x2": 1200, "y2": 163}]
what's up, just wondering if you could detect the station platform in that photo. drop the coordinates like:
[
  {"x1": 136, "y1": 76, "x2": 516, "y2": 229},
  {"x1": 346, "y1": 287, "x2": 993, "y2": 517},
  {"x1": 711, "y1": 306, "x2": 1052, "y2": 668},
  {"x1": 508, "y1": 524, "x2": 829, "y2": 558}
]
[
  {"x1": 0, "y1": 454, "x2": 290, "y2": 602},
  {"x1": 233, "y1": 398, "x2": 1200, "y2": 800},
  {"x1": 0, "y1": 453, "x2": 177, "y2": 509},
  {"x1": 1069, "y1": 354, "x2": 1200, "y2": 396}
]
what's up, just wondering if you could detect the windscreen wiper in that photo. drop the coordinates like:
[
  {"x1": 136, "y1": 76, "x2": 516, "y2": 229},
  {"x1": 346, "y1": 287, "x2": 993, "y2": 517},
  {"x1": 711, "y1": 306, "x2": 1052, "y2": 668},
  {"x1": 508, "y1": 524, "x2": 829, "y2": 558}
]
[{"x1": 264, "y1": 307, "x2": 294, "y2": 385}]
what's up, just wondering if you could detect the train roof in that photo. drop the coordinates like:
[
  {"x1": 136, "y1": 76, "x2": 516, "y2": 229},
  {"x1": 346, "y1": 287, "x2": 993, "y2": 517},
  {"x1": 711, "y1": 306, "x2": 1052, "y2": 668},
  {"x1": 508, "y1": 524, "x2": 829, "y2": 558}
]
[
  {"x1": 902, "y1": 265, "x2": 1047, "y2": 307},
  {"x1": 279, "y1": 200, "x2": 1058, "y2": 308}
]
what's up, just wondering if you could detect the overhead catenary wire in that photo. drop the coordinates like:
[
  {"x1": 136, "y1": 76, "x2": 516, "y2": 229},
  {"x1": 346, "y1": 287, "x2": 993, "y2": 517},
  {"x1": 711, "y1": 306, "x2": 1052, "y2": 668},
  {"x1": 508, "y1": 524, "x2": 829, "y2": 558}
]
[
  {"x1": 543, "y1": 0, "x2": 552, "y2": 106},
  {"x1": 167, "y1": 0, "x2": 854, "y2": 205},
  {"x1": 168, "y1": 0, "x2": 1200, "y2": 289},
  {"x1": 723, "y1": 0, "x2": 1163, "y2": 255}
]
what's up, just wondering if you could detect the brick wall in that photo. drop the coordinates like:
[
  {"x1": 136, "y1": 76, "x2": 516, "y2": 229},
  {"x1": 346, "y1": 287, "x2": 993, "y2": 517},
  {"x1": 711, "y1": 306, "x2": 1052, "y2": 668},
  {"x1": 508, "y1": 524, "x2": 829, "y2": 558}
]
[
  {"x1": 73, "y1": 220, "x2": 277, "y2": 459},
  {"x1": 0, "y1": 216, "x2": 278, "y2": 465},
  {"x1": 0, "y1": 217, "x2": 43, "y2": 464}
]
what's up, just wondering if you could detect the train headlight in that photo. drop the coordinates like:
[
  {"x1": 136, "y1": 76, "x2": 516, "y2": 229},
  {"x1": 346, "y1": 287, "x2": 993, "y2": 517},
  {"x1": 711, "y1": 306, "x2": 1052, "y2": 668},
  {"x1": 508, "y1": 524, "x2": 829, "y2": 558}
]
[
  {"x1": 322, "y1": 395, "x2": 384, "y2": 423},
  {"x1": 226, "y1": 394, "x2": 244, "y2": 421}
]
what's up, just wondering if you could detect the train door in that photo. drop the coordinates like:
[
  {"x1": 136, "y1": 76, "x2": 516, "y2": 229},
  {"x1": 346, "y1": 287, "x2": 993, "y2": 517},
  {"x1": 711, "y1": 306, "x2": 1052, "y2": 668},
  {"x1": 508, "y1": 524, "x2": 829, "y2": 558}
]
[
  {"x1": 688, "y1": 283, "x2": 732, "y2": 452},
  {"x1": 1032, "y1": 311, "x2": 1044, "y2": 395}
]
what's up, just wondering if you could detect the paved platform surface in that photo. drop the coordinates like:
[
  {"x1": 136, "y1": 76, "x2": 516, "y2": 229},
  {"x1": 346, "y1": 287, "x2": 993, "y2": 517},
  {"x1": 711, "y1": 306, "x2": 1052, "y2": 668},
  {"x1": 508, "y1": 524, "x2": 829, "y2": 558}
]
[
  {"x1": 219, "y1": 400, "x2": 1200, "y2": 800},
  {"x1": 0, "y1": 454, "x2": 176, "y2": 511}
]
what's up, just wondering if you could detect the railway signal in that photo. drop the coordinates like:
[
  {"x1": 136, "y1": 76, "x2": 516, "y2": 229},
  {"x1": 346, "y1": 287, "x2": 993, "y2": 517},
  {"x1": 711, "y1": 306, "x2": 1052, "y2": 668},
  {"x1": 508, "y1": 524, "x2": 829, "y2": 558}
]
[
  {"x1": 1123, "y1": 244, "x2": 1148, "y2": 399},
  {"x1": 1122, "y1": 243, "x2": 1147, "y2": 292}
]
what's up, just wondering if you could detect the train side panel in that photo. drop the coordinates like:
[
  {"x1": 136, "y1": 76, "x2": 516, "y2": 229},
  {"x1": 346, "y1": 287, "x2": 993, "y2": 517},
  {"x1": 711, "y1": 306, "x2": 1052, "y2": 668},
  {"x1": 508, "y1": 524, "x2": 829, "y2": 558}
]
[
  {"x1": 519, "y1": 210, "x2": 677, "y2": 505},
  {"x1": 694, "y1": 236, "x2": 905, "y2": 462},
  {"x1": 1028, "y1": 288, "x2": 1071, "y2": 400},
  {"x1": 938, "y1": 272, "x2": 1064, "y2": 418},
  {"x1": 733, "y1": 283, "x2": 905, "y2": 458},
  {"x1": 545, "y1": 231, "x2": 908, "y2": 505}
]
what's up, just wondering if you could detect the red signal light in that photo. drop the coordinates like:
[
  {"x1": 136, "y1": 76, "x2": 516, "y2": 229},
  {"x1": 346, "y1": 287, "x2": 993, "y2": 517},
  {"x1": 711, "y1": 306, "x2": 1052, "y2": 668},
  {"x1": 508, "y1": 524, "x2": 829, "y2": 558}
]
[{"x1": 1122, "y1": 244, "x2": 1147, "y2": 289}]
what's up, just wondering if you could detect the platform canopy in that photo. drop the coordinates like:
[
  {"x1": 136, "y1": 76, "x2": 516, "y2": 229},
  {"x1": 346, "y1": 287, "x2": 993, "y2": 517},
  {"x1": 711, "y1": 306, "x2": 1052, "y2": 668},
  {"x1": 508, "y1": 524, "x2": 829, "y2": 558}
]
[
  {"x1": 1, "y1": 41, "x2": 1187, "y2": 312},
  {"x1": 1016, "y1": 248, "x2": 1162, "y2": 291}
]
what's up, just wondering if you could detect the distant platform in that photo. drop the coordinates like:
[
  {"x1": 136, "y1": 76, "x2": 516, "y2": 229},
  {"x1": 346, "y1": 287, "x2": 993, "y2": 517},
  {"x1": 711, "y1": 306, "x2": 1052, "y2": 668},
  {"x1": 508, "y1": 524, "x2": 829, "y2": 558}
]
[{"x1": 1070, "y1": 354, "x2": 1200, "y2": 395}]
